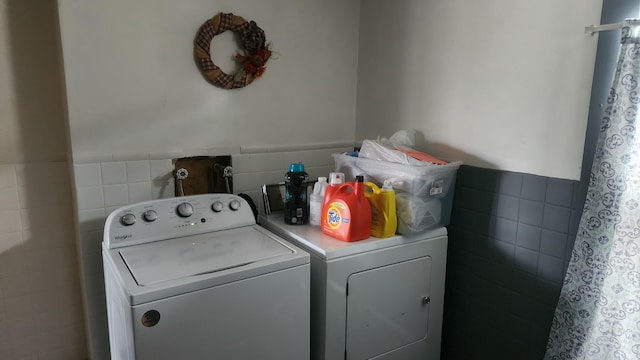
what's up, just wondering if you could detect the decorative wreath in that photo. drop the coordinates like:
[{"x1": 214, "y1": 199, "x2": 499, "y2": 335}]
[{"x1": 194, "y1": 12, "x2": 272, "y2": 89}]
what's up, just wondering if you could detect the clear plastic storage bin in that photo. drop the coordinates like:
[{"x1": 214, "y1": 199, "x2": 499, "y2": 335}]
[{"x1": 334, "y1": 154, "x2": 461, "y2": 235}]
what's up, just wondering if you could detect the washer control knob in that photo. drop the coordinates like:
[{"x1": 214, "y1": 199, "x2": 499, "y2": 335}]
[
  {"x1": 176, "y1": 202, "x2": 194, "y2": 218},
  {"x1": 143, "y1": 210, "x2": 158, "y2": 222},
  {"x1": 121, "y1": 213, "x2": 136, "y2": 226},
  {"x1": 229, "y1": 199, "x2": 241, "y2": 211},
  {"x1": 211, "y1": 201, "x2": 224, "y2": 213}
]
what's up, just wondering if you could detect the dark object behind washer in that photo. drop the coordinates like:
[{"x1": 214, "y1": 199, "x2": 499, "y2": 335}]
[{"x1": 173, "y1": 156, "x2": 232, "y2": 195}]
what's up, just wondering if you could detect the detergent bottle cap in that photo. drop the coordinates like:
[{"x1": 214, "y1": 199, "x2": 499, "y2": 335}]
[
  {"x1": 289, "y1": 163, "x2": 305, "y2": 172},
  {"x1": 382, "y1": 179, "x2": 394, "y2": 190},
  {"x1": 329, "y1": 172, "x2": 344, "y2": 186}
]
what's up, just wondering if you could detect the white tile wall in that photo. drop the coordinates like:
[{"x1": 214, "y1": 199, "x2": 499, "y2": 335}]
[
  {"x1": 128, "y1": 182, "x2": 152, "y2": 203},
  {"x1": 125, "y1": 161, "x2": 150, "y2": 183},
  {"x1": 1, "y1": 147, "x2": 351, "y2": 359},
  {"x1": 103, "y1": 184, "x2": 129, "y2": 207},
  {"x1": 0, "y1": 161, "x2": 87, "y2": 359},
  {"x1": 149, "y1": 159, "x2": 173, "y2": 181},
  {"x1": 0, "y1": 165, "x2": 17, "y2": 188},
  {"x1": 0, "y1": 188, "x2": 19, "y2": 212},
  {"x1": 73, "y1": 157, "x2": 173, "y2": 357},
  {"x1": 0, "y1": 212, "x2": 21, "y2": 237},
  {"x1": 100, "y1": 162, "x2": 126, "y2": 185},
  {"x1": 76, "y1": 186, "x2": 104, "y2": 210},
  {"x1": 71, "y1": 145, "x2": 353, "y2": 358},
  {"x1": 73, "y1": 163, "x2": 101, "y2": 187}
]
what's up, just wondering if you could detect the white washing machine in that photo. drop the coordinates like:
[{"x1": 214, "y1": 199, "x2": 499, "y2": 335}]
[
  {"x1": 259, "y1": 212, "x2": 447, "y2": 360},
  {"x1": 102, "y1": 194, "x2": 310, "y2": 360}
]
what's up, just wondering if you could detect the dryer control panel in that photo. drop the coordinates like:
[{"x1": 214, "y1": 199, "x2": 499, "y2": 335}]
[{"x1": 104, "y1": 194, "x2": 256, "y2": 249}]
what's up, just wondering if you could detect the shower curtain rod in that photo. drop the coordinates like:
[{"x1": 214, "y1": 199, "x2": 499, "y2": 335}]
[{"x1": 585, "y1": 19, "x2": 640, "y2": 35}]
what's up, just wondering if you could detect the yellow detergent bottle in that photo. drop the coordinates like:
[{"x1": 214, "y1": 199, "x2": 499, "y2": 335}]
[{"x1": 365, "y1": 180, "x2": 397, "y2": 238}]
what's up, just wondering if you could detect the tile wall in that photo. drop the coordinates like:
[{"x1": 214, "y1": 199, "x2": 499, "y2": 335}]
[
  {"x1": 0, "y1": 162, "x2": 86, "y2": 359},
  {"x1": 2, "y1": 146, "x2": 578, "y2": 359},
  {"x1": 72, "y1": 156, "x2": 176, "y2": 357},
  {"x1": 441, "y1": 165, "x2": 581, "y2": 359},
  {"x1": 72, "y1": 144, "x2": 351, "y2": 359}
]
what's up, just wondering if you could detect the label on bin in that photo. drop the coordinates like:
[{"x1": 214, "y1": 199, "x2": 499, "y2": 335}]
[{"x1": 430, "y1": 180, "x2": 444, "y2": 196}]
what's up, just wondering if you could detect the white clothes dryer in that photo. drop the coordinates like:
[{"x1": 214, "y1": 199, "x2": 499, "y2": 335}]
[
  {"x1": 260, "y1": 212, "x2": 447, "y2": 360},
  {"x1": 103, "y1": 194, "x2": 310, "y2": 360}
]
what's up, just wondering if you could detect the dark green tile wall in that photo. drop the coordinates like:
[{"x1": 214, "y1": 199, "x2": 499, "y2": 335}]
[
  {"x1": 440, "y1": 2, "x2": 639, "y2": 358},
  {"x1": 441, "y1": 166, "x2": 580, "y2": 359}
]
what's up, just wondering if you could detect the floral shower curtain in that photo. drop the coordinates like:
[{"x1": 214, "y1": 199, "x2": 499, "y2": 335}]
[{"x1": 545, "y1": 20, "x2": 640, "y2": 359}]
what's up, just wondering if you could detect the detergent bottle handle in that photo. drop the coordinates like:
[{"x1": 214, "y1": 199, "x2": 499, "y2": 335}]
[
  {"x1": 336, "y1": 183, "x2": 353, "y2": 193},
  {"x1": 364, "y1": 181, "x2": 380, "y2": 198}
]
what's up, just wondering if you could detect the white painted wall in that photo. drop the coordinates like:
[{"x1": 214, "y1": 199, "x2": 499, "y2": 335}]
[
  {"x1": 0, "y1": 0, "x2": 86, "y2": 358},
  {"x1": 57, "y1": 1, "x2": 361, "y2": 357},
  {"x1": 57, "y1": 0, "x2": 360, "y2": 159},
  {"x1": 1, "y1": 0, "x2": 68, "y2": 163},
  {"x1": 356, "y1": 0, "x2": 603, "y2": 180},
  {"x1": 58, "y1": 0, "x2": 604, "y2": 176},
  {"x1": 52, "y1": 0, "x2": 607, "y2": 357}
]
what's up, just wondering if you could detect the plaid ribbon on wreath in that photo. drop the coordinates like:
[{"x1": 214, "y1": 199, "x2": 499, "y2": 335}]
[{"x1": 194, "y1": 12, "x2": 271, "y2": 89}]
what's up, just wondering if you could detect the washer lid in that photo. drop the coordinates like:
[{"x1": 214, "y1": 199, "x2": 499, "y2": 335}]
[{"x1": 119, "y1": 226, "x2": 293, "y2": 286}]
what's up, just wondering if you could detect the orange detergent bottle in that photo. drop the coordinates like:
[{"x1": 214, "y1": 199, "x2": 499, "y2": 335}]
[
  {"x1": 321, "y1": 175, "x2": 371, "y2": 242},
  {"x1": 365, "y1": 180, "x2": 397, "y2": 238}
]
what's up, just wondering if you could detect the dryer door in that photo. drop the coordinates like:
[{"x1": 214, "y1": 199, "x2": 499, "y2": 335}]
[{"x1": 345, "y1": 256, "x2": 431, "y2": 359}]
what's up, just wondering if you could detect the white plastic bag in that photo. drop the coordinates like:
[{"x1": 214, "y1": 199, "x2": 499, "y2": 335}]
[
  {"x1": 387, "y1": 129, "x2": 417, "y2": 148},
  {"x1": 359, "y1": 140, "x2": 425, "y2": 165}
]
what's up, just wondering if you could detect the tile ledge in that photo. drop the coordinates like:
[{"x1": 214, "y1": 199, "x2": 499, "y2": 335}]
[{"x1": 240, "y1": 141, "x2": 356, "y2": 154}]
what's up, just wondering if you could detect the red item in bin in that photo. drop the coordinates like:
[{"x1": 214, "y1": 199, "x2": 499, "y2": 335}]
[{"x1": 394, "y1": 147, "x2": 448, "y2": 165}]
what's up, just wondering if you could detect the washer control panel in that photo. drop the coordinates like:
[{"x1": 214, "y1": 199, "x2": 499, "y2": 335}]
[{"x1": 104, "y1": 194, "x2": 255, "y2": 249}]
